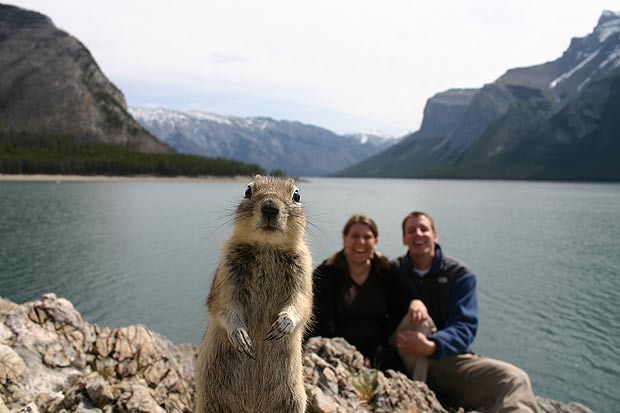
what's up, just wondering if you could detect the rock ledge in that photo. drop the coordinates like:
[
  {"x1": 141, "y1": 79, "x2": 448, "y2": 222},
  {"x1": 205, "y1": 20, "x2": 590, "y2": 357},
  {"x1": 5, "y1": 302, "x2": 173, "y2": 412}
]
[{"x1": 0, "y1": 294, "x2": 592, "y2": 413}]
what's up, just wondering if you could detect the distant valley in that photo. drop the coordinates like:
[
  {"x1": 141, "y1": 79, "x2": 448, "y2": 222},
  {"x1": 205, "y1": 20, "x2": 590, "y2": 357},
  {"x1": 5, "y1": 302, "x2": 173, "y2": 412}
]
[{"x1": 0, "y1": 0, "x2": 395, "y2": 179}]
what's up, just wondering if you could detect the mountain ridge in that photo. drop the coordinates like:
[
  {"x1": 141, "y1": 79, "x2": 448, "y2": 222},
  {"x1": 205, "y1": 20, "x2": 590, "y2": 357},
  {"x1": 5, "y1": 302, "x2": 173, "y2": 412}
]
[
  {"x1": 131, "y1": 106, "x2": 397, "y2": 176},
  {"x1": 336, "y1": 10, "x2": 620, "y2": 181}
]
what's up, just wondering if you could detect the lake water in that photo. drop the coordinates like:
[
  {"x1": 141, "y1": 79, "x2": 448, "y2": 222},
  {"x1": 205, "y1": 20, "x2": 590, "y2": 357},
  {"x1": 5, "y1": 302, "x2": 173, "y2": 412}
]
[{"x1": 1, "y1": 177, "x2": 619, "y2": 412}]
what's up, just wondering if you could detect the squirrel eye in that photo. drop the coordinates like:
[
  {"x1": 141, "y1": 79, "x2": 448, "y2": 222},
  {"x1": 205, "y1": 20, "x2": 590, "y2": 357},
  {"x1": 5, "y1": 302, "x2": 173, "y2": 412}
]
[
  {"x1": 292, "y1": 189, "x2": 300, "y2": 203},
  {"x1": 244, "y1": 186, "x2": 252, "y2": 198}
]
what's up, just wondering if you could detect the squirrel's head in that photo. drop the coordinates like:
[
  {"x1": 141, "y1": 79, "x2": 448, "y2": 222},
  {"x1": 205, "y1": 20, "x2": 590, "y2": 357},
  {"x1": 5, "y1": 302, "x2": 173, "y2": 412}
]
[{"x1": 233, "y1": 175, "x2": 306, "y2": 246}]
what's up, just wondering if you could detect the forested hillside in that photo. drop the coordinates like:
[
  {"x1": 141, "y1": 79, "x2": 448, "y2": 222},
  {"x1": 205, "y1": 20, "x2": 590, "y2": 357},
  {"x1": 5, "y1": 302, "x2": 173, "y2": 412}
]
[{"x1": 0, "y1": 129, "x2": 265, "y2": 176}]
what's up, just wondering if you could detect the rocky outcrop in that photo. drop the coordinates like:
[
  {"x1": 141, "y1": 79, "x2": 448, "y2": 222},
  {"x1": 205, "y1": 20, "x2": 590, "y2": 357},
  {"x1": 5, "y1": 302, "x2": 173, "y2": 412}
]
[
  {"x1": 0, "y1": 5, "x2": 171, "y2": 154},
  {"x1": 0, "y1": 294, "x2": 592, "y2": 413},
  {"x1": 0, "y1": 294, "x2": 194, "y2": 413},
  {"x1": 414, "y1": 89, "x2": 478, "y2": 142},
  {"x1": 304, "y1": 338, "x2": 448, "y2": 413}
]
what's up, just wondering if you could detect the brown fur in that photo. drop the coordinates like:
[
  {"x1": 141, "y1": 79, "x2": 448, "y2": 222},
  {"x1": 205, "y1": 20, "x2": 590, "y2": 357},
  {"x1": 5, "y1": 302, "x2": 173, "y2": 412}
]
[{"x1": 195, "y1": 175, "x2": 313, "y2": 413}]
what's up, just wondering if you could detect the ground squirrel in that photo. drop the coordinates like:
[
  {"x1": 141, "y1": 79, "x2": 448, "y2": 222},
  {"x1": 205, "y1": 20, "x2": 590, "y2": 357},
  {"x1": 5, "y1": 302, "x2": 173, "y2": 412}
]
[{"x1": 195, "y1": 175, "x2": 313, "y2": 413}]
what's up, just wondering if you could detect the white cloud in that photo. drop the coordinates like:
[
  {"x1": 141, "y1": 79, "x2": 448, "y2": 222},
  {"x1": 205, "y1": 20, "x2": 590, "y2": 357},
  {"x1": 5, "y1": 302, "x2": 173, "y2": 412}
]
[{"x1": 9, "y1": 0, "x2": 620, "y2": 135}]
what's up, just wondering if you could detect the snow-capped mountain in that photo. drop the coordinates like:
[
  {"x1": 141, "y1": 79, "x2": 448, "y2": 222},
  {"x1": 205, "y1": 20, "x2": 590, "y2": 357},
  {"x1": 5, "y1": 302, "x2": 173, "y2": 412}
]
[
  {"x1": 338, "y1": 10, "x2": 620, "y2": 181},
  {"x1": 129, "y1": 107, "x2": 395, "y2": 176},
  {"x1": 543, "y1": 10, "x2": 620, "y2": 102}
]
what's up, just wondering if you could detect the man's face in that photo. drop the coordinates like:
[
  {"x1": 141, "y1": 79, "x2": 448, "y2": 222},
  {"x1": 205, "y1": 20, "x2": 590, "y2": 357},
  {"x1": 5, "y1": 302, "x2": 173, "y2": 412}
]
[{"x1": 403, "y1": 215, "x2": 438, "y2": 260}]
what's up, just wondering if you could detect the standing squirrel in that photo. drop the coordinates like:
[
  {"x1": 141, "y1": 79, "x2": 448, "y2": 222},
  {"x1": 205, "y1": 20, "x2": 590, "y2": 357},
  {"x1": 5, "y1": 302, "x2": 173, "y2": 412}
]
[{"x1": 195, "y1": 175, "x2": 313, "y2": 413}]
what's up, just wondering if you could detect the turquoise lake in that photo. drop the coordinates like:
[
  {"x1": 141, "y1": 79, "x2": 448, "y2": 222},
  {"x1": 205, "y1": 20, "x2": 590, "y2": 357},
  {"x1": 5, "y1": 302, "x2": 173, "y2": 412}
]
[{"x1": 1, "y1": 177, "x2": 619, "y2": 412}]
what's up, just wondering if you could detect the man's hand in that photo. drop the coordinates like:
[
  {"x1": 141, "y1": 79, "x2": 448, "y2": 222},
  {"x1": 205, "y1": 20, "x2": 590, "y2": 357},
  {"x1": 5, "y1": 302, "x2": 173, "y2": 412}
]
[
  {"x1": 407, "y1": 299, "x2": 429, "y2": 326},
  {"x1": 396, "y1": 330, "x2": 436, "y2": 357}
]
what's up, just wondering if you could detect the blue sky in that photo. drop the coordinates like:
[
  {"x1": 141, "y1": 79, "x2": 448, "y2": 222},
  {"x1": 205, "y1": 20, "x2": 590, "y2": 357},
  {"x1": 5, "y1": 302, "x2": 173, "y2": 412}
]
[{"x1": 9, "y1": 0, "x2": 620, "y2": 136}]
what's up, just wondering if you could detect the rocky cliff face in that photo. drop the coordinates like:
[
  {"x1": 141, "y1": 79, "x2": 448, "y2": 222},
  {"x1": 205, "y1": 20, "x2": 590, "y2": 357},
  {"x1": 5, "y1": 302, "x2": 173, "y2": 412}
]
[
  {"x1": 338, "y1": 10, "x2": 620, "y2": 180},
  {"x1": 413, "y1": 89, "x2": 478, "y2": 142},
  {"x1": 449, "y1": 10, "x2": 620, "y2": 159},
  {"x1": 0, "y1": 5, "x2": 171, "y2": 154},
  {"x1": 0, "y1": 294, "x2": 593, "y2": 413},
  {"x1": 130, "y1": 107, "x2": 396, "y2": 176}
]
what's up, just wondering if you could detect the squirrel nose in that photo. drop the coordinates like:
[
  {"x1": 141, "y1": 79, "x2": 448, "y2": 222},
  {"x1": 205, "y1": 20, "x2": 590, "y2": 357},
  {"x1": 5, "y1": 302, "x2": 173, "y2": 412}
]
[{"x1": 261, "y1": 201, "x2": 279, "y2": 219}]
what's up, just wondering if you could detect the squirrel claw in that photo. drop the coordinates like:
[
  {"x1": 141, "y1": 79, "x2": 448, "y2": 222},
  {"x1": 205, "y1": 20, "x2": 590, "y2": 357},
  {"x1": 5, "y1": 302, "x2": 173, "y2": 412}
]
[
  {"x1": 266, "y1": 312, "x2": 294, "y2": 341},
  {"x1": 230, "y1": 328, "x2": 255, "y2": 358}
]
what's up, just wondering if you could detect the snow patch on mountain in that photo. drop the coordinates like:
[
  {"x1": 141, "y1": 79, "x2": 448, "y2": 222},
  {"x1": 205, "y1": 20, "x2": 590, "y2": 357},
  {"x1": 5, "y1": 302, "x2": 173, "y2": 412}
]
[
  {"x1": 597, "y1": 11, "x2": 620, "y2": 42},
  {"x1": 129, "y1": 107, "x2": 188, "y2": 123},
  {"x1": 344, "y1": 129, "x2": 396, "y2": 146},
  {"x1": 599, "y1": 46, "x2": 620, "y2": 70},
  {"x1": 186, "y1": 111, "x2": 233, "y2": 125},
  {"x1": 550, "y1": 50, "x2": 600, "y2": 88}
]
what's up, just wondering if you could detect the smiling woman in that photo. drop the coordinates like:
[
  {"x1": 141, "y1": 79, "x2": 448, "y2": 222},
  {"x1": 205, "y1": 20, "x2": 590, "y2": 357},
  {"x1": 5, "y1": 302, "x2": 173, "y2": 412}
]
[
  {"x1": 307, "y1": 214, "x2": 399, "y2": 369},
  {"x1": 342, "y1": 216, "x2": 379, "y2": 283}
]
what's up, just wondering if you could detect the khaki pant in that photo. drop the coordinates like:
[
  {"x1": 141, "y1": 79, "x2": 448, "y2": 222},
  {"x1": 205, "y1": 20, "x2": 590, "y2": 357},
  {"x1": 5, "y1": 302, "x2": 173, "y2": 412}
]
[
  {"x1": 428, "y1": 354, "x2": 539, "y2": 413},
  {"x1": 392, "y1": 317, "x2": 539, "y2": 413}
]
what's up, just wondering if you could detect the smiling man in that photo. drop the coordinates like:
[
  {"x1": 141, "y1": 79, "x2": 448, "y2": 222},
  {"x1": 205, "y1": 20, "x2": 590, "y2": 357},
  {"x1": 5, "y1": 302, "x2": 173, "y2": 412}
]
[{"x1": 389, "y1": 211, "x2": 540, "y2": 413}]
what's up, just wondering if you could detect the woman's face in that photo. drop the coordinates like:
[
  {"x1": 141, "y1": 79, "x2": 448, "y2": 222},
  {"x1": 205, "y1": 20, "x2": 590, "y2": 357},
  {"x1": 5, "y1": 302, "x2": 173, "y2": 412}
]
[{"x1": 343, "y1": 223, "x2": 378, "y2": 265}]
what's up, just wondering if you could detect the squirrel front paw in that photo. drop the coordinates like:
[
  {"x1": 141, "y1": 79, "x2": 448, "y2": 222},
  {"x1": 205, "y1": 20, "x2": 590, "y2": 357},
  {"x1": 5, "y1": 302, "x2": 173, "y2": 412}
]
[
  {"x1": 265, "y1": 312, "x2": 296, "y2": 341},
  {"x1": 229, "y1": 327, "x2": 255, "y2": 359}
]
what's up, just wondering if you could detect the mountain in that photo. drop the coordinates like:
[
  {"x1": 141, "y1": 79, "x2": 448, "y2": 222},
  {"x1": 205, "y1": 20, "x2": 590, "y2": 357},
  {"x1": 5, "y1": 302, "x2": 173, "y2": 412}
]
[
  {"x1": 0, "y1": 4, "x2": 170, "y2": 154},
  {"x1": 337, "y1": 11, "x2": 620, "y2": 181},
  {"x1": 455, "y1": 65, "x2": 620, "y2": 180},
  {"x1": 413, "y1": 89, "x2": 479, "y2": 142},
  {"x1": 130, "y1": 107, "x2": 396, "y2": 176}
]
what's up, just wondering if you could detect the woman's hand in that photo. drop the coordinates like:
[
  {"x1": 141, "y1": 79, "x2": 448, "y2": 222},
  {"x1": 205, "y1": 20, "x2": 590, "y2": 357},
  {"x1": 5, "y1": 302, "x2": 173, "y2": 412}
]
[{"x1": 407, "y1": 299, "x2": 428, "y2": 326}]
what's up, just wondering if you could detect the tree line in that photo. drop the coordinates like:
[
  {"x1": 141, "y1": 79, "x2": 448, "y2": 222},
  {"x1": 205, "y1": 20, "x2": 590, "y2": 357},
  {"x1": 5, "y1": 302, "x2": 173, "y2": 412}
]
[{"x1": 0, "y1": 128, "x2": 267, "y2": 177}]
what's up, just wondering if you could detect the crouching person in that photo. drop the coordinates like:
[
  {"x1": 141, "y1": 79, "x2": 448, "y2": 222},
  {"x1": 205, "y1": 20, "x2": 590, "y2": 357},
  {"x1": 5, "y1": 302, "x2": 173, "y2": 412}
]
[{"x1": 389, "y1": 211, "x2": 539, "y2": 413}]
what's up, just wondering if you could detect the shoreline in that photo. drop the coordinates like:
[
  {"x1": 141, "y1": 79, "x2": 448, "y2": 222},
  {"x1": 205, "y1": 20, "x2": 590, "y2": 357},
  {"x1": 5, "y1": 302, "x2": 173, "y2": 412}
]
[{"x1": 0, "y1": 174, "x2": 254, "y2": 183}]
